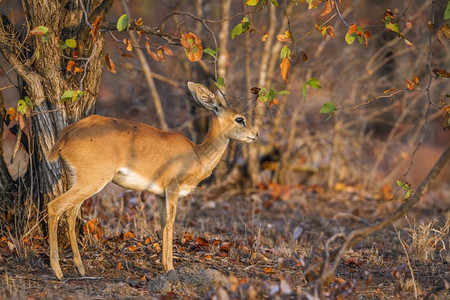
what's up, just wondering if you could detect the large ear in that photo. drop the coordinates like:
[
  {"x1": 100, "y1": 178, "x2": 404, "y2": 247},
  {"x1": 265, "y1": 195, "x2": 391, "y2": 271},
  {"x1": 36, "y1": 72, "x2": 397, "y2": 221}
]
[{"x1": 187, "y1": 82, "x2": 222, "y2": 114}]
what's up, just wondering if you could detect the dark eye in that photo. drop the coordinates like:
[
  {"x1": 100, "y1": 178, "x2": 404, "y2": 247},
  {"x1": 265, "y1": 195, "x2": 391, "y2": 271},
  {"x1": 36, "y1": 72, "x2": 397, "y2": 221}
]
[{"x1": 235, "y1": 116, "x2": 245, "y2": 125}]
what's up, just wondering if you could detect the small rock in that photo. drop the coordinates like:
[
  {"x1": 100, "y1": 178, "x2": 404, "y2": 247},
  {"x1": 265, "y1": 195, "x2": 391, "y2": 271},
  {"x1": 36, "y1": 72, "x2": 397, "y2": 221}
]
[{"x1": 148, "y1": 265, "x2": 227, "y2": 297}]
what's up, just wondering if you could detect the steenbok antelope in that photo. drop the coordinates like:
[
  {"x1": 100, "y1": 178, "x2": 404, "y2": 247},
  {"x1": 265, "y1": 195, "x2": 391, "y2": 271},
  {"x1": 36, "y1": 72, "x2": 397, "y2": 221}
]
[{"x1": 47, "y1": 82, "x2": 258, "y2": 280}]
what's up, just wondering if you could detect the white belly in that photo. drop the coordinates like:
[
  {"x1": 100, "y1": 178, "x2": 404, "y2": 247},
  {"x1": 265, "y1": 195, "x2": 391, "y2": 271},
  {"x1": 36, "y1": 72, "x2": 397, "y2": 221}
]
[{"x1": 112, "y1": 168, "x2": 164, "y2": 195}]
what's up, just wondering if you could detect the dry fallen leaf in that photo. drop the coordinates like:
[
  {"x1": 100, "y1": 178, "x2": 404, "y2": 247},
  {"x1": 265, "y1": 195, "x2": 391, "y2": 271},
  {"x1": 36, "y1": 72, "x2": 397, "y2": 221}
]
[
  {"x1": 128, "y1": 244, "x2": 138, "y2": 252},
  {"x1": 124, "y1": 231, "x2": 134, "y2": 239}
]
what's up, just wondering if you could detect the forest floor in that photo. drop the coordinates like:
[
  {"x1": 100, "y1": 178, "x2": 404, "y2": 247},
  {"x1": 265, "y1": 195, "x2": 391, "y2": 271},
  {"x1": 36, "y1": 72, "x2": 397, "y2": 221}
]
[{"x1": 0, "y1": 181, "x2": 449, "y2": 299}]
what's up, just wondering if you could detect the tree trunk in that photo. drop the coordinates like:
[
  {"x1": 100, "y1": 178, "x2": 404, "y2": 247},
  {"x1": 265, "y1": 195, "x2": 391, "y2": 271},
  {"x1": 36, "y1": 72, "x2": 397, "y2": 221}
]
[
  {"x1": 0, "y1": 0, "x2": 113, "y2": 234},
  {"x1": 247, "y1": 4, "x2": 277, "y2": 186}
]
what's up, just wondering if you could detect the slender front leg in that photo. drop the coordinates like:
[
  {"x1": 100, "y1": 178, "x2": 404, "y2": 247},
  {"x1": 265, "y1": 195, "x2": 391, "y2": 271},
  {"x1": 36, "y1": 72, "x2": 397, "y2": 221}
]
[
  {"x1": 156, "y1": 190, "x2": 179, "y2": 272},
  {"x1": 66, "y1": 205, "x2": 85, "y2": 276}
]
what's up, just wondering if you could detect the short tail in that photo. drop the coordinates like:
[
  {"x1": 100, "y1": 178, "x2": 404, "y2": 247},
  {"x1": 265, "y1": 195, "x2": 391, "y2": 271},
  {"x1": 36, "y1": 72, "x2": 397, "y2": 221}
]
[
  {"x1": 48, "y1": 131, "x2": 68, "y2": 162},
  {"x1": 48, "y1": 140, "x2": 63, "y2": 162}
]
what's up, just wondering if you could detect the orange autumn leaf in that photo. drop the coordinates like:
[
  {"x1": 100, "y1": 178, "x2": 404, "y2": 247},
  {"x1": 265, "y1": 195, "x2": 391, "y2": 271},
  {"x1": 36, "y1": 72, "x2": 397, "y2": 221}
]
[
  {"x1": 280, "y1": 57, "x2": 290, "y2": 84},
  {"x1": 181, "y1": 32, "x2": 203, "y2": 62},
  {"x1": 83, "y1": 218, "x2": 102, "y2": 240},
  {"x1": 363, "y1": 30, "x2": 371, "y2": 48},
  {"x1": 156, "y1": 48, "x2": 165, "y2": 62},
  {"x1": 348, "y1": 24, "x2": 357, "y2": 36},
  {"x1": 104, "y1": 53, "x2": 116, "y2": 74},
  {"x1": 116, "y1": 262, "x2": 122, "y2": 270},
  {"x1": 152, "y1": 242, "x2": 161, "y2": 252},
  {"x1": 406, "y1": 76, "x2": 419, "y2": 91},
  {"x1": 91, "y1": 16, "x2": 101, "y2": 41},
  {"x1": 135, "y1": 17, "x2": 143, "y2": 26},
  {"x1": 261, "y1": 33, "x2": 269, "y2": 42},
  {"x1": 146, "y1": 41, "x2": 159, "y2": 61},
  {"x1": 6, "y1": 107, "x2": 15, "y2": 121},
  {"x1": 181, "y1": 233, "x2": 194, "y2": 244},
  {"x1": 269, "y1": 98, "x2": 279, "y2": 109},
  {"x1": 128, "y1": 244, "x2": 138, "y2": 252},
  {"x1": 276, "y1": 31, "x2": 292, "y2": 43},
  {"x1": 161, "y1": 46, "x2": 173, "y2": 56},
  {"x1": 195, "y1": 237, "x2": 210, "y2": 247},
  {"x1": 219, "y1": 241, "x2": 233, "y2": 252},
  {"x1": 327, "y1": 25, "x2": 335, "y2": 39},
  {"x1": 66, "y1": 60, "x2": 75, "y2": 72},
  {"x1": 67, "y1": 60, "x2": 83, "y2": 74},
  {"x1": 144, "y1": 237, "x2": 152, "y2": 245},
  {"x1": 124, "y1": 231, "x2": 134, "y2": 239},
  {"x1": 321, "y1": 0, "x2": 334, "y2": 16},
  {"x1": 264, "y1": 266, "x2": 272, "y2": 273}
]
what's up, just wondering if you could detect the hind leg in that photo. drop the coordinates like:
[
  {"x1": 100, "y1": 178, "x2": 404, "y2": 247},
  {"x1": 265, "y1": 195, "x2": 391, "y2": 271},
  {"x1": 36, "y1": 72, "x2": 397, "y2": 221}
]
[
  {"x1": 48, "y1": 183, "x2": 107, "y2": 280},
  {"x1": 66, "y1": 204, "x2": 85, "y2": 276}
]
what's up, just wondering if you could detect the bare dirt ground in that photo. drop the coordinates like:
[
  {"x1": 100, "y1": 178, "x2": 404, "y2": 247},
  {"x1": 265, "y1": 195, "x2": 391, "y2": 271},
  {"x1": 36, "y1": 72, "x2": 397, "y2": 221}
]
[{"x1": 1, "y1": 181, "x2": 449, "y2": 299}]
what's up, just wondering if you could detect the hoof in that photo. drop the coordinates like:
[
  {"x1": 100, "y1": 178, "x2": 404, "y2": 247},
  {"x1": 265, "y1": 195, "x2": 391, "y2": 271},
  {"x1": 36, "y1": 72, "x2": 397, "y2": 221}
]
[{"x1": 76, "y1": 264, "x2": 86, "y2": 277}]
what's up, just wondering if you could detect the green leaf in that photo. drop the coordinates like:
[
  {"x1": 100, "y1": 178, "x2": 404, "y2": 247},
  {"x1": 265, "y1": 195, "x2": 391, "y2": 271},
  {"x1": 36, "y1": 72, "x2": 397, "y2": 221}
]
[
  {"x1": 404, "y1": 189, "x2": 413, "y2": 200},
  {"x1": 24, "y1": 96, "x2": 33, "y2": 108},
  {"x1": 258, "y1": 87, "x2": 269, "y2": 102},
  {"x1": 345, "y1": 32, "x2": 356, "y2": 44},
  {"x1": 396, "y1": 179, "x2": 411, "y2": 190},
  {"x1": 41, "y1": 35, "x2": 49, "y2": 43},
  {"x1": 280, "y1": 45, "x2": 291, "y2": 59},
  {"x1": 38, "y1": 26, "x2": 49, "y2": 35},
  {"x1": 269, "y1": 88, "x2": 276, "y2": 102},
  {"x1": 232, "y1": 23, "x2": 243, "y2": 39},
  {"x1": 215, "y1": 77, "x2": 225, "y2": 89},
  {"x1": 319, "y1": 102, "x2": 337, "y2": 114},
  {"x1": 204, "y1": 47, "x2": 219, "y2": 59},
  {"x1": 35, "y1": 48, "x2": 40, "y2": 60},
  {"x1": 307, "y1": 77, "x2": 321, "y2": 89},
  {"x1": 117, "y1": 14, "x2": 129, "y2": 31},
  {"x1": 385, "y1": 22, "x2": 400, "y2": 34},
  {"x1": 17, "y1": 99, "x2": 28, "y2": 115},
  {"x1": 271, "y1": 0, "x2": 279, "y2": 7},
  {"x1": 246, "y1": 0, "x2": 259, "y2": 6},
  {"x1": 61, "y1": 90, "x2": 75, "y2": 103},
  {"x1": 232, "y1": 17, "x2": 250, "y2": 39},
  {"x1": 445, "y1": 1, "x2": 450, "y2": 20},
  {"x1": 65, "y1": 39, "x2": 77, "y2": 48},
  {"x1": 277, "y1": 90, "x2": 290, "y2": 96},
  {"x1": 302, "y1": 83, "x2": 307, "y2": 98},
  {"x1": 59, "y1": 40, "x2": 68, "y2": 50}
]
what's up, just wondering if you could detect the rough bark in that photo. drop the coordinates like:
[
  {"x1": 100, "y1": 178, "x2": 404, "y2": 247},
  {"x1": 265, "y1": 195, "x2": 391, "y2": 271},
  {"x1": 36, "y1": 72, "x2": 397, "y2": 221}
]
[{"x1": 0, "y1": 0, "x2": 113, "y2": 234}]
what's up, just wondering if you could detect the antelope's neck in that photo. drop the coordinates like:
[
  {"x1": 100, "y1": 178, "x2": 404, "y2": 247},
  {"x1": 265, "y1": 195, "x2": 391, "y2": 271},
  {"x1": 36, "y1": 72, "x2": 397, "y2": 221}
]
[{"x1": 196, "y1": 117, "x2": 230, "y2": 179}]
